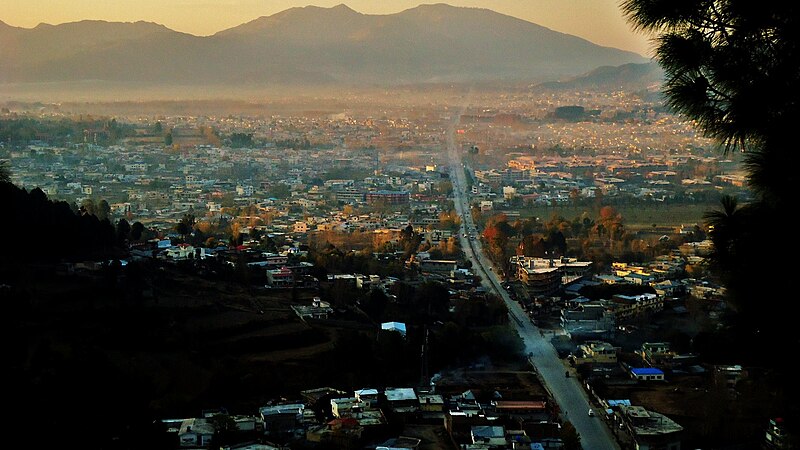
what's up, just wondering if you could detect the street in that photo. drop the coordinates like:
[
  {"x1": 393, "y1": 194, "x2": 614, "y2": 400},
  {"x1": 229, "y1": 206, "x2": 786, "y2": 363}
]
[{"x1": 444, "y1": 102, "x2": 620, "y2": 450}]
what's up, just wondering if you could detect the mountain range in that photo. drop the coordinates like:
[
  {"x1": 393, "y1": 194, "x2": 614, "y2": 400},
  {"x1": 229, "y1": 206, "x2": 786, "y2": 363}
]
[
  {"x1": 0, "y1": 3, "x2": 648, "y2": 86},
  {"x1": 537, "y1": 62, "x2": 663, "y2": 91}
]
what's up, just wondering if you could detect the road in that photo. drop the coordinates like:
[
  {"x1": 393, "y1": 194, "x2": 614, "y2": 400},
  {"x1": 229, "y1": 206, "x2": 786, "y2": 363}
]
[{"x1": 444, "y1": 101, "x2": 620, "y2": 450}]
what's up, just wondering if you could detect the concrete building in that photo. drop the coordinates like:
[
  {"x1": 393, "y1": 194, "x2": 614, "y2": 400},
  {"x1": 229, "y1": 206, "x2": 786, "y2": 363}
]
[
  {"x1": 178, "y1": 418, "x2": 215, "y2": 448},
  {"x1": 618, "y1": 405, "x2": 682, "y2": 450},
  {"x1": 570, "y1": 340, "x2": 619, "y2": 365},
  {"x1": 561, "y1": 303, "x2": 615, "y2": 338}
]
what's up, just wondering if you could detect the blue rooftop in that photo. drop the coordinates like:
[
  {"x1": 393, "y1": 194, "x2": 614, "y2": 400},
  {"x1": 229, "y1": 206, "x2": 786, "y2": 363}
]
[{"x1": 631, "y1": 367, "x2": 664, "y2": 376}]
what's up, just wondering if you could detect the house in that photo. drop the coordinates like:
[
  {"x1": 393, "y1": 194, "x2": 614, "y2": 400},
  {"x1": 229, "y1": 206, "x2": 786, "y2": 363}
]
[
  {"x1": 570, "y1": 341, "x2": 619, "y2": 365},
  {"x1": 385, "y1": 388, "x2": 418, "y2": 413},
  {"x1": 331, "y1": 397, "x2": 367, "y2": 418},
  {"x1": 259, "y1": 403, "x2": 304, "y2": 435},
  {"x1": 354, "y1": 388, "x2": 380, "y2": 407},
  {"x1": 595, "y1": 274, "x2": 624, "y2": 284},
  {"x1": 640, "y1": 342, "x2": 673, "y2": 366},
  {"x1": 178, "y1": 418, "x2": 215, "y2": 448},
  {"x1": 630, "y1": 367, "x2": 665, "y2": 381},
  {"x1": 471, "y1": 425, "x2": 506, "y2": 447},
  {"x1": 417, "y1": 393, "x2": 445, "y2": 413},
  {"x1": 164, "y1": 243, "x2": 199, "y2": 260},
  {"x1": 267, "y1": 267, "x2": 294, "y2": 287}
]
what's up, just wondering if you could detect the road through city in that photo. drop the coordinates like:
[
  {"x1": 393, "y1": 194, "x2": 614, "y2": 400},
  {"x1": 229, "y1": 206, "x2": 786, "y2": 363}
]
[{"x1": 445, "y1": 99, "x2": 620, "y2": 450}]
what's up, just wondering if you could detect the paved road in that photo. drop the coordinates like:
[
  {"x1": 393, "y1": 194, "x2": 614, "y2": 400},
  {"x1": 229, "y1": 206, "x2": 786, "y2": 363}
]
[{"x1": 444, "y1": 103, "x2": 620, "y2": 450}]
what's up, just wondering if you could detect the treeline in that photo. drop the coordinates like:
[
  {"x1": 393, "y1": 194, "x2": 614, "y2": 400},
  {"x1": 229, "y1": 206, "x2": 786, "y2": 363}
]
[
  {"x1": 0, "y1": 116, "x2": 135, "y2": 147},
  {"x1": 3, "y1": 183, "x2": 127, "y2": 263}
]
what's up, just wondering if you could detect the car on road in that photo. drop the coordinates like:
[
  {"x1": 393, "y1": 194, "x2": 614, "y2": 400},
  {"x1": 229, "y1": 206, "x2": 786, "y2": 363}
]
[{"x1": 588, "y1": 408, "x2": 595, "y2": 417}]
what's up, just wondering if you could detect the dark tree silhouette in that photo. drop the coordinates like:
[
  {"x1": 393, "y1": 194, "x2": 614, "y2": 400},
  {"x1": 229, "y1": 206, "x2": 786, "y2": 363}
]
[
  {"x1": 0, "y1": 160, "x2": 10, "y2": 184},
  {"x1": 622, "y1": 0, "x2": 799, "y2": 361}
]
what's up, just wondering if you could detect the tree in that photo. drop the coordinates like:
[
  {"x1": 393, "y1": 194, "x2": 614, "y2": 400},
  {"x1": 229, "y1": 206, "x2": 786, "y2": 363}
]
[
  {"x1": 0, "y1": 160, "x2": 10, "y2": 184},
  {"x1": 130, "y1": 221, "x2": 145, "y2": 241},
  {"x1": 208, "y1": 414, "x2": 237, "y2": 449},
  {"x1": 175, "y1": 213, "x2": 195, "y2": 241},
  {"x1": 80, "y1": 198, "x2": 96, "y2": 217},
  {"x1": 622, "y1": 0, "x2": 799, "y2": 354},
  {"x1": 399, "y1": 225, "x2": 423, "y2": 260},
  {"x1": 116, "y1": 218, "x2": 131, "y2": 245},
  {"x1": 622, "y1": 1, "x2": 799, "y2": 207},
  {"x1": 97, "y1": 199, "x2": 111, "y2": 222},
  {"x1": 560, "y1": 420, "x2": 581, "y2": 450}
]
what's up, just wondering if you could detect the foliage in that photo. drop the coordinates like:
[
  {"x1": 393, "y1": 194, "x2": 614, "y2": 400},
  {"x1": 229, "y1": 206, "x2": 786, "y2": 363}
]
[
  {"x1": 226, "y1": 132, "x2": 254, "y2": 148},
  {"x1": 0, "y1": 160, "x2": 10, "y2": 184},
  {"x1": 399, "y1": 225, "x2": 423, "y2": 260},
  {"x1": 622, "y1": 0, "x2": 799, "y2": 353},
  {"x1": 2, "y1": 183, "x2": 123, "y2": 262},
  {"x1": 560, "y1": 421, "x2": 581, "y2": 450},
  {"x1": 0, "y1": 116, "x2": 135, "y2": 147}
]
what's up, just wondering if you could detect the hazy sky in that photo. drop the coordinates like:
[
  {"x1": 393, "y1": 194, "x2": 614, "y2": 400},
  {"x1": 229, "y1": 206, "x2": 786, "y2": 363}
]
[{"x1": 2, "y1": 0, "x2": 654, "y2": 56}]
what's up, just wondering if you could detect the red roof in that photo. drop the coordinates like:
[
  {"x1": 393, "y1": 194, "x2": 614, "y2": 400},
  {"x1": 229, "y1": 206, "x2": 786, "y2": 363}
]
[{"x1": 494, "y1": 400, "x2": 547, "y2": 410}]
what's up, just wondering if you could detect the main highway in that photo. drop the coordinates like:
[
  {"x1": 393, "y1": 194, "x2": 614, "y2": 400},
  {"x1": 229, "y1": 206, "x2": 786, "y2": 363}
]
[{"x1": 444, "y1": 101, "x2": 620, "y2": 450}]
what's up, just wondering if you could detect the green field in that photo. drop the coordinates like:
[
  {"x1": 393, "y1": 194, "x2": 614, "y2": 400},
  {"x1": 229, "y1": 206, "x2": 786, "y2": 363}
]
[{"x1": 513, "y1": 202, "x2": 715, "y2": 228}]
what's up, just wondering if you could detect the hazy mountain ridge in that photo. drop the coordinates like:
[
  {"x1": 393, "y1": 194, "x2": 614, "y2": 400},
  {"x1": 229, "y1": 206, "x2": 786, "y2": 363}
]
[
  {"x1": 537, "y1": 62, "x2": 664, "y2": 91},
  {"x1": 0, "y1": 4, "x2": 647, "y2": 85}
]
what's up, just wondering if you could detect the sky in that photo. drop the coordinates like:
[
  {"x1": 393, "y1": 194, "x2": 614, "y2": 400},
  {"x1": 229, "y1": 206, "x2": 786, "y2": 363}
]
[{"x1": 1, "y1": 0, "x2": 655, "y2": 57}]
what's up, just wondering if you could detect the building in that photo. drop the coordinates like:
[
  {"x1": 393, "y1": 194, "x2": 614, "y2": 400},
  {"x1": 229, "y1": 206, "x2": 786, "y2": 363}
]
[
  {"x1": 618, "y1": 405, "x2": 682, "y2": 450},
  {"x1": 366, "y1": 190, "x2": 410, "y2": 205},
  {"x1": 266, "y1": 267, "x2": 294, "y2": 287},
  {"x1": 471, "y1": 425, "x2": 506, "y2": 447},
  {"x1": 355, "y1": 389, "x2": 381, "y2": 407},
  {"x1": 491, "y1": 400, "x2": 548, "y2": 421},
  {"x1": 381, "y1": 322, "x2": 407, "y2": 337},
  {"x1": 570, "y1": 340, "x2": 619, "y2": 365},
  {"x1": 640, "y1": 342, "x2": 674, "y2": 366},
  {"x1": 419, "y1": 259, "x2": 458, "y2": 275},
  {"x1": 417, "y1": 393, "x2": 445, "y2": 413},
  {"x1": 561, "y1": 303, "x2": 615, "y2": 338},
  {"x1": 178, "y1": 418, "x2": 215, "y2": 448},
  {"x1": 630, "y1": 367, "x2": 665, "y2": 381},
  {"x1": 764, "y1": 417, "x2": 790, "y2": 449},
  {"x1": 259, "y1": 403, "x2": 304, "y2": 435},
  {"x1": 610, "y1": 293, "x2": 664, "y2": 320},
  {"x1": 714, "y1": 364, "x2": 746, "y2": 392},
  {"x1": 512, "y1": 256, "x2": 592, "y2": 297},
  {"x1": 385, "y1": 388, "x2": 418, "y2": 413}
]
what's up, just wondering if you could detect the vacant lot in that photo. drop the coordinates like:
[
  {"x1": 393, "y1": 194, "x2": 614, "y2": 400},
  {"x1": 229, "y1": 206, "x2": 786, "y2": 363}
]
[{"x1": 514, "y1": 202, "x2": 714, "y2": 227}]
